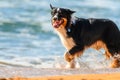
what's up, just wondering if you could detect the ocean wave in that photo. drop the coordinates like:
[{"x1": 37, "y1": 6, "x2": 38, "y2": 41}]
[
  {"x1": 0, "y1": 0, "x2": 120, "y2": 69},
  {"x1": 0, "y1": 21, "x2": 53, "y2": 34}
]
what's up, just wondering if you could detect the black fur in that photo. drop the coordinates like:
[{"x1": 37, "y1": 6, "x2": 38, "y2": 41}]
[
  {"x1": 50, "y1": 6, "x2": 120, "y2": 57},
  {"x1": 69, "y1": 18, "x2": 120, "y2": 56}
]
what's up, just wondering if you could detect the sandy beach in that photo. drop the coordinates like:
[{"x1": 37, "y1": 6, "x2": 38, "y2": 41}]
[
  {"x1": 0, "y1": 66, "x2": 120, "y2": 80},
  {"x1": 1, "y1": 73, "x2": 120, "y2": 80}
]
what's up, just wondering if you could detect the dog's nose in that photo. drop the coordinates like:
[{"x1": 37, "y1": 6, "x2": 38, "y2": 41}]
[{"x1": 53, "y1": 16, "x2": 58, "y2": 20}]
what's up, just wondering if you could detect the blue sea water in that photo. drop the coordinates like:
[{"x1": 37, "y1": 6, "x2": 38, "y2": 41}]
[{"x1": 0, "y1": 0, "x2": 120, "y2": 69}]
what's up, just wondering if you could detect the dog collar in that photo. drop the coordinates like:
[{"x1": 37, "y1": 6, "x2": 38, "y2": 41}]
[
  {"x1": 67, "y1": 17, "x2": 76, "y2": 32},
  {"x1": 66, "y1": 17, "x2": 77, "y2": 36},
  {"x1": 67, "y1": 28, "x2": 71, "y2": 32}
]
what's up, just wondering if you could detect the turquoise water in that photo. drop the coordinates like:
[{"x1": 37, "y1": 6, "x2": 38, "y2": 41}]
[{"x1": 0, "y1": 0, "x2": 120, "y2": 68}]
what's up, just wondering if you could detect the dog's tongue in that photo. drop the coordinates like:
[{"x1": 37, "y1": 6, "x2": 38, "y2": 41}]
[
  {"x1": 53, "y1": 21, "x2": 61, "y2": 28},
  {"x1": 53, "y1": 22, "x2": 59, "y2": 28}
]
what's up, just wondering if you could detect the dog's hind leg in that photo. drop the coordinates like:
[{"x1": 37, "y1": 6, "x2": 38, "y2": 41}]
[
  {"x1": 91, "y1": 40, "x2": 112, "y2": 60},
  {"x1": 110, "y1": 53, "x2": 120, "y2": 68},
  {"x1": 110, "y1": 58, "x2": 120, "y2": 68}
]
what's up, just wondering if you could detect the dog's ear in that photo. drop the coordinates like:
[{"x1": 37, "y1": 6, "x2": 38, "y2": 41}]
[
  {"x1": 70, "y1": 10, "x2": 76, "y2": 14},
  {"x1": 50, "y1": 4, "x2": 55, "y2": 10},
  {"x1": 67, "y1": 9, "x2": 76, "y2": 14}
]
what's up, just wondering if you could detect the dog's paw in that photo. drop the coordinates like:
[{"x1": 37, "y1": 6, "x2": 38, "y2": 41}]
[
  {"x1": 110, "y1": 58, "x2": 120, "y2": 68},
  {"x1": 65, "y1": 60, "x2": 75, "y2": 68},
  {"x1": 64, "y1": 52, "x2": 74, "y2": 62}
]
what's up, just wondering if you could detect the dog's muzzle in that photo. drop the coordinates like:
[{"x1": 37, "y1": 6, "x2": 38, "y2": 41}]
[{"x1": 52, "y1": 18, "x2": 64, "y2": 28}]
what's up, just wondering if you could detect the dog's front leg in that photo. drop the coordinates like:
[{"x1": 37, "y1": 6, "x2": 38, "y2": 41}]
[
  {"x1": 64, "y1": 50, "x2": 83, "y2": 68},
  {"x1": 64, "y1": 51, "x2": 75, "y2": 68}
]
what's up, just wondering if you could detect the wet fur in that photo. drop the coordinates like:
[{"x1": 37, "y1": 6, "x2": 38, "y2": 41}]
[{"x1": 50, "y1": 5, "x2": 120, "y2": 68}]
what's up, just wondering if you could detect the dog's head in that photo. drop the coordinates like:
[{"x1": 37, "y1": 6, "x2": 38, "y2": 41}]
[{"x1": 50, "y1": 4, "x2": 75, "y2": 29}]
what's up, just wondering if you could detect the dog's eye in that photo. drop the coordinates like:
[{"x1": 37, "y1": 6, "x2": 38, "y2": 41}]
[
  {"x1": 58, "y1": 12, "x2": 63, "y2": 16},
  {"x1": 51, "y1": 11, "x2": 57, "y2": 15}
]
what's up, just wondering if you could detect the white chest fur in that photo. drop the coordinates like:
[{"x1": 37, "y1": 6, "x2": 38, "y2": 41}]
[{"x1": 55, "y1": 27, "x2": 76, "y2": 51}]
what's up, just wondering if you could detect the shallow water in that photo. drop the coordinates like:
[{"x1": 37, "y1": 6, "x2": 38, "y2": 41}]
[{"x1": 0, "y1": 0, "x2": 120, "y2": 69}]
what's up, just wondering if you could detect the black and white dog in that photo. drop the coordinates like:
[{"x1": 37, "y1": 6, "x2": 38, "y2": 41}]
[{"x1": 50, "y1": 4, "x2": 120, "y2": 68}]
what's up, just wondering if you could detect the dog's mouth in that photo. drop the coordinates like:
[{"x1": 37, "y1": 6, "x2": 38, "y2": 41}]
[{"x1": 52, "y1": 19, "x2": 64, "y2": 28}]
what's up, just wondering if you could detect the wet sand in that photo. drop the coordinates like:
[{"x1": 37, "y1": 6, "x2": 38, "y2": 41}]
[{"x1": 0, "y1": 66, "x2": 120, "y2": 80}]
